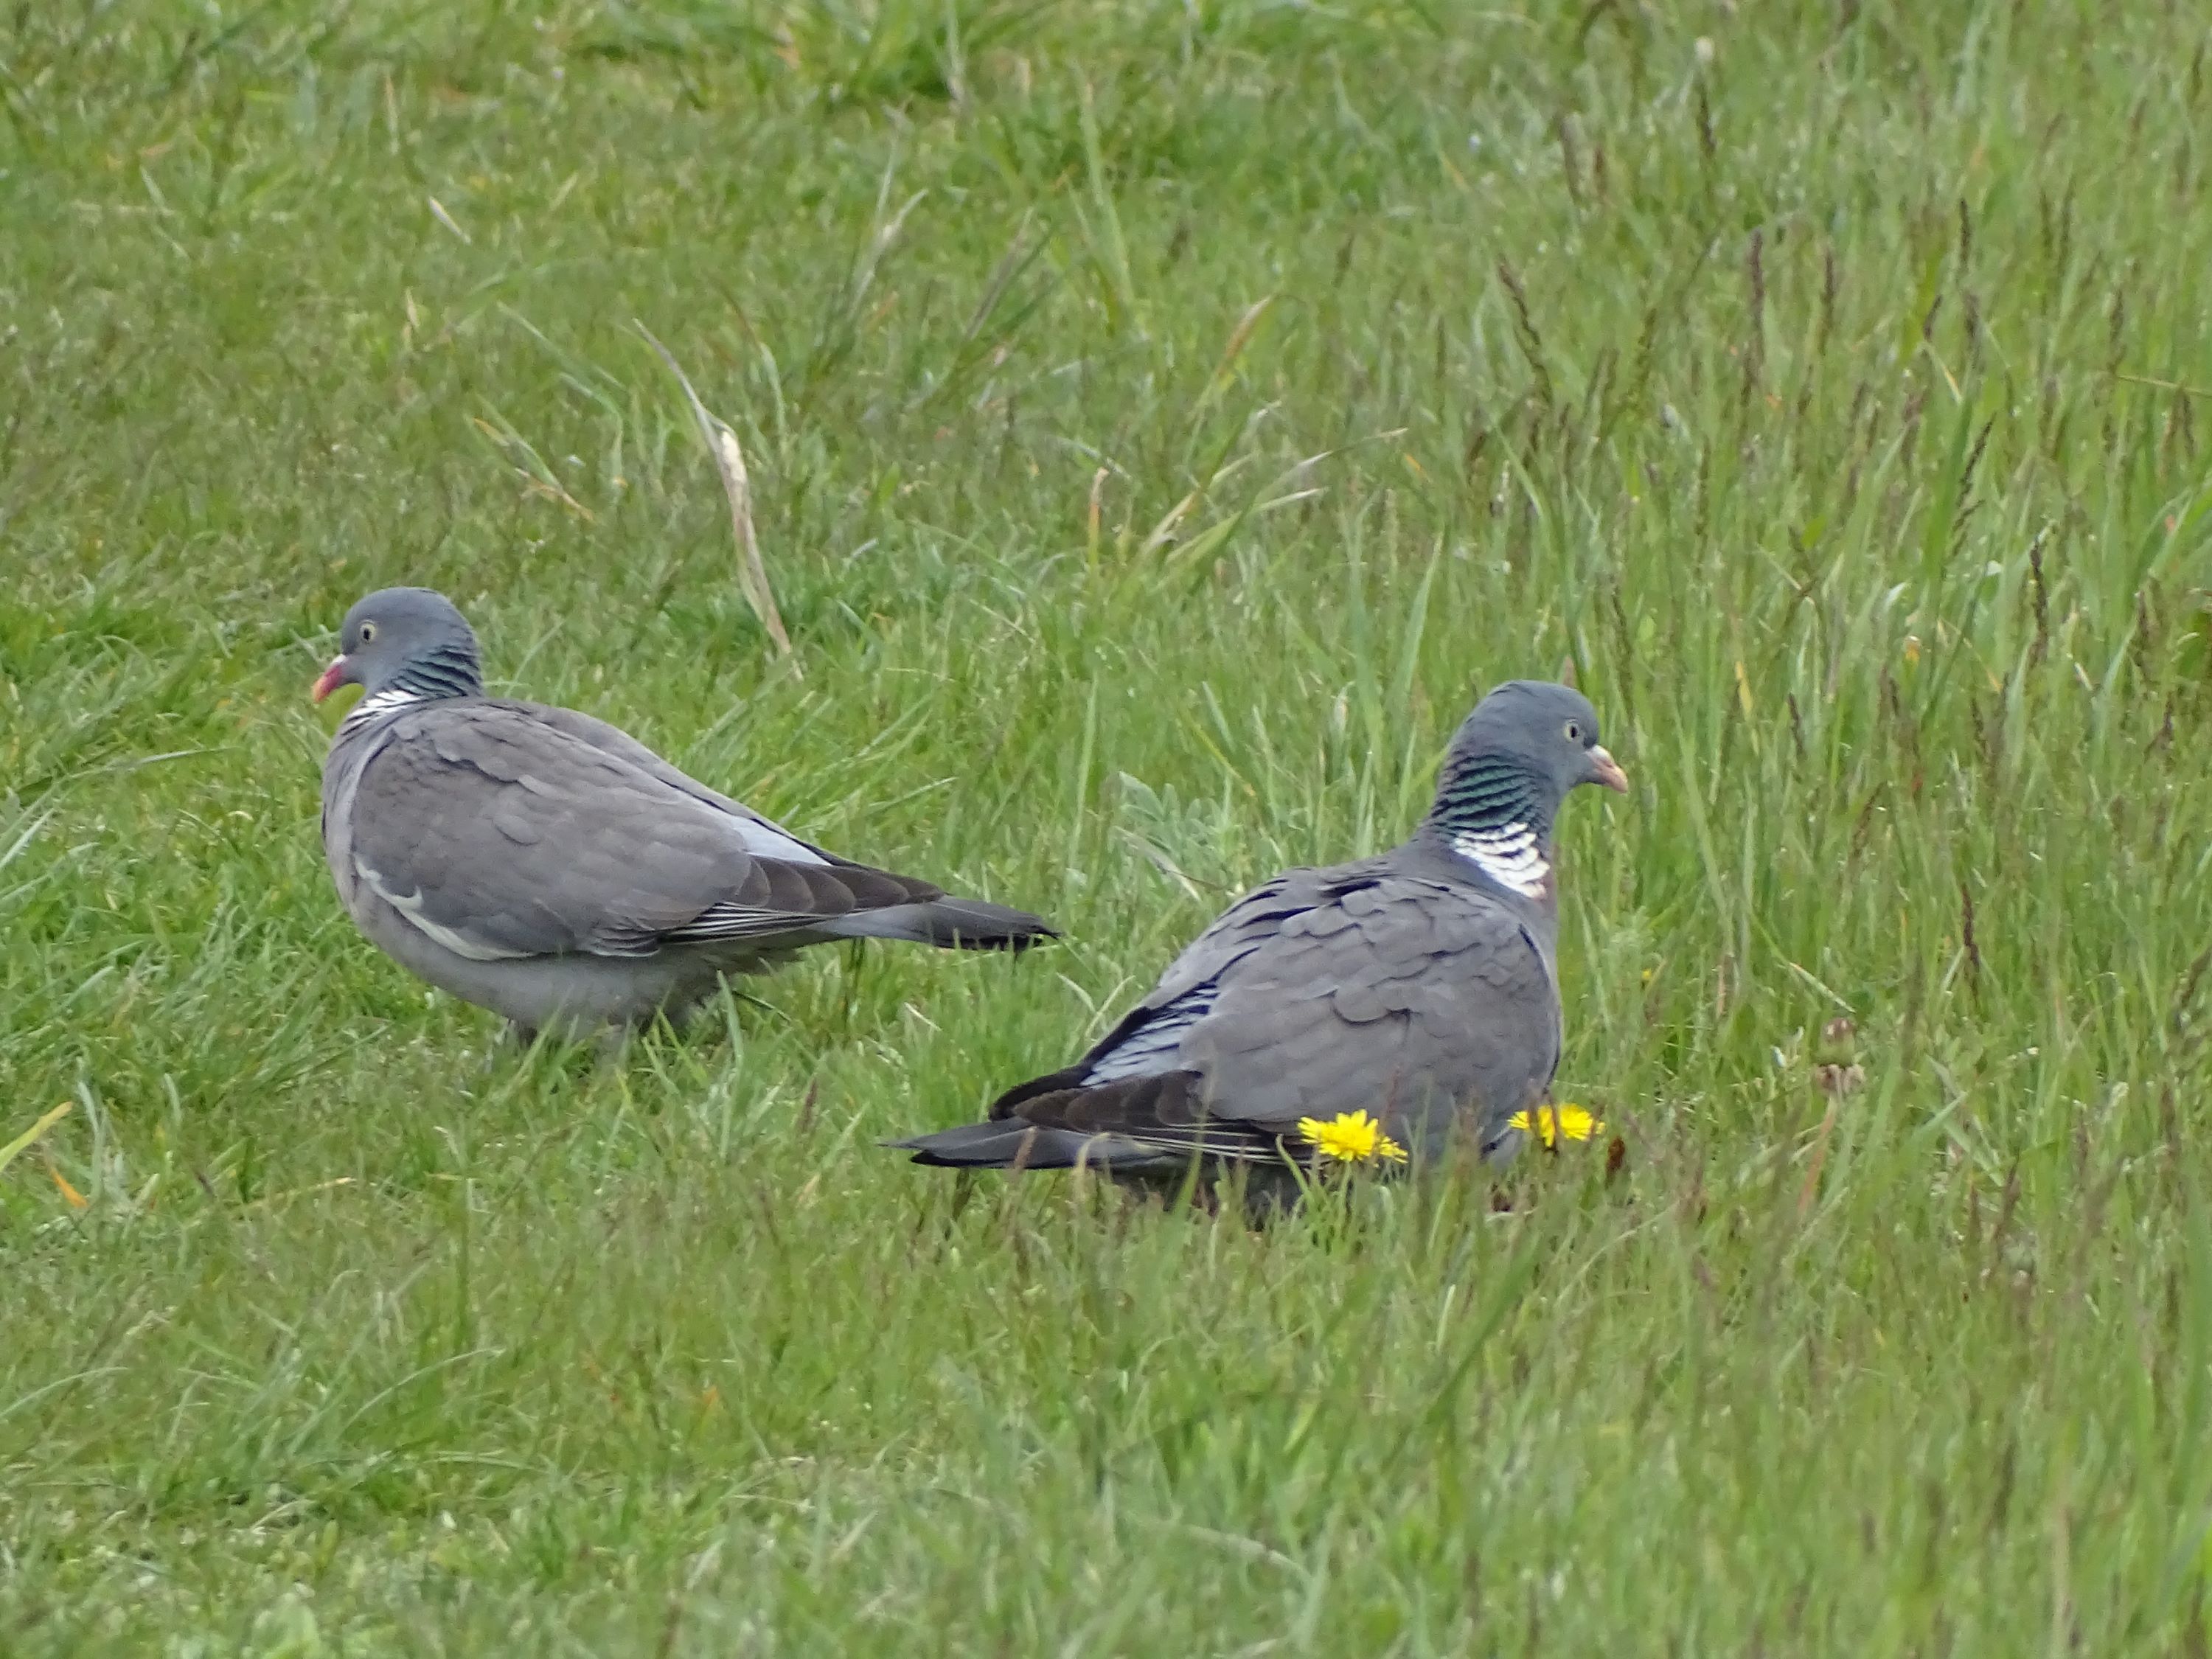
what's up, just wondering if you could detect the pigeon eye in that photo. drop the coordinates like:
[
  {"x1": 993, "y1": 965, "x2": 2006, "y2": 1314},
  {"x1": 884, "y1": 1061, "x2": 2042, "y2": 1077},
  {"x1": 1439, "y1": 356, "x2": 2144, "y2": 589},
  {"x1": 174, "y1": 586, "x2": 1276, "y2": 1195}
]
[
  {"x1": 359, "y1": 622, "x2": 378, "y2": 644},
  {"x1": 1565, "y1": 719, "x2": 1583, "y2": 742}
]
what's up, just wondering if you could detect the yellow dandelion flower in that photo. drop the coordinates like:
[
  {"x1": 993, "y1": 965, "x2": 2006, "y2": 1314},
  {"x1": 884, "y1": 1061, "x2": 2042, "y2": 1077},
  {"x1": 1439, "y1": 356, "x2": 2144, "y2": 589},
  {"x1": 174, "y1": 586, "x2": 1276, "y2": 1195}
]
[
  {"x1": 1296, "y1": 1110, "x2": 1408, "y2": 1165},
  {"x1": 1508, "y1": 1104, "x2": 1606, "y2": 1148}
]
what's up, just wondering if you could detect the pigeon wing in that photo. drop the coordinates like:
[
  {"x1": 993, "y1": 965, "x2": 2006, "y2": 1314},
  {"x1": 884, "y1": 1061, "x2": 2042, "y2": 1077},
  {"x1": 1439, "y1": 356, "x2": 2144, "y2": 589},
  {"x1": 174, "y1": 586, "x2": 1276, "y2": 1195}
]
[
  {"x1": 344, "y1": 704, "x2": 932, "y2": 960},
  {"x1": 987, "y1": 869, "x2": 1557, "y2": 1161},
  {"x1": 1184, "y1": 874, "x2": 1560, "y2": 1147},
  {"x1": 508, "y1": 700, "x2": 846, "y2": 869},
  {"x1": 984, "y1": 865, "x2": 1356, "y2": 1116}
]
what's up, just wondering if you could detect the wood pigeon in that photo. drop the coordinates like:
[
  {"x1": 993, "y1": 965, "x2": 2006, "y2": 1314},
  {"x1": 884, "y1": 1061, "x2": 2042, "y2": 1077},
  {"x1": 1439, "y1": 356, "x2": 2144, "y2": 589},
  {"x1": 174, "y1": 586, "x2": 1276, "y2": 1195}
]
[
  {"x1": 315, "y1": 587, "x2": 1054, "y2": 1038},
  {"x1": 890, "y1": 681, "x2": 1625, "y2": 1183}
]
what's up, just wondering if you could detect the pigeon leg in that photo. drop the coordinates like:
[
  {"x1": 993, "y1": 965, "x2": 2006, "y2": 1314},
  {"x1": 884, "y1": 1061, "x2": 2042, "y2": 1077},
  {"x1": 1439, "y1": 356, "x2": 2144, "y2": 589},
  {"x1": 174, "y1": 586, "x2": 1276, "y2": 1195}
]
[{"x1": 480, "y1": 1020, "x2": 537, "y2": 1071}]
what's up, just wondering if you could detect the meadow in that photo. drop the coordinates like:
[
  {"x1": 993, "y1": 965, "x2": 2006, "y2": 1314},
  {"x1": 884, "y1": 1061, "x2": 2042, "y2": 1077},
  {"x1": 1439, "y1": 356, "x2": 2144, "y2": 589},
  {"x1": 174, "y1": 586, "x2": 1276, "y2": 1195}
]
[{"x1": 6, "y1": 0, "x2": 2212, "y2": 1650}]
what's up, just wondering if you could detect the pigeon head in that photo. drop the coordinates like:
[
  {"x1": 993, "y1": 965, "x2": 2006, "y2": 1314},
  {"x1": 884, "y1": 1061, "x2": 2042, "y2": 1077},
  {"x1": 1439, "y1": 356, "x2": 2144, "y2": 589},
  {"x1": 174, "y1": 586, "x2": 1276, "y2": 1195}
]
[
  {"x1": 1422, "y1": 681, "x2": 1627, "y2": 894},
  {"x1": 312, "y1": 588, "x2": 484, "y2": 705},
  {"x1": 1440, "y1": 681, "x2": 1628, "y2": 803}
]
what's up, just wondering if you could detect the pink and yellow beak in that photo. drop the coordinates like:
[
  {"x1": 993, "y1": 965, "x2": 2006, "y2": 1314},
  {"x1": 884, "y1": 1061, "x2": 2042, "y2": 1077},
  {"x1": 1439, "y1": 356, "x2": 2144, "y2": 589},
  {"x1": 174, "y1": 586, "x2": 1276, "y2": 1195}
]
[
  {"x1": 310, "y1": 656, "x2": 349, "y2": 703},
  {"x1": 1588, "y1": 745, "x2": 1630, "y2": 793}
]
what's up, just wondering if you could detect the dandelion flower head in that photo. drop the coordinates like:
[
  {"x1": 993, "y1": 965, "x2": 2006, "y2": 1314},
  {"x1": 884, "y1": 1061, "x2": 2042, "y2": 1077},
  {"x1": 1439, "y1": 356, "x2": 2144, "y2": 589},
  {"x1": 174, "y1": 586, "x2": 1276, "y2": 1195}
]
[
  {"x1": 1508, "y1": 1103, "x2": 1606, "y2": 1147},
  {"x1": 1296, "y1": 1110, "x2": 1408, "y2": 1165}
]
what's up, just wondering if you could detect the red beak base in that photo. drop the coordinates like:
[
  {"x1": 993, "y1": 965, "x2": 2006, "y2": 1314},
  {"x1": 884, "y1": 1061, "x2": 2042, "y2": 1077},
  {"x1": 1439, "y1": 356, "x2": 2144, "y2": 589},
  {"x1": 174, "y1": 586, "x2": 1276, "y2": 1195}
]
[
  {"x1": 311, "y1": 657, "x2": 349, "y2": 703},
  {"x1": 1589, "y1": 745, "x2": 1630, "y2": 793}
]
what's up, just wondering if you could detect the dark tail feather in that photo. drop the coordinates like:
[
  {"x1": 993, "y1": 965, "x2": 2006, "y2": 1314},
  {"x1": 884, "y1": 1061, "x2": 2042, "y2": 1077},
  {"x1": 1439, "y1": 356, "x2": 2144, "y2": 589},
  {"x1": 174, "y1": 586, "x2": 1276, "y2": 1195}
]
[
  {"x1": 985, "y1": 1064, "x2": 1091, "y2": 1118},
  {"x1": 887, "y1": 1119, "x2": 1173, "y2": 1170},
  {"x1": 825, "y1": 896, "x2": 1056, "y2": 952}
]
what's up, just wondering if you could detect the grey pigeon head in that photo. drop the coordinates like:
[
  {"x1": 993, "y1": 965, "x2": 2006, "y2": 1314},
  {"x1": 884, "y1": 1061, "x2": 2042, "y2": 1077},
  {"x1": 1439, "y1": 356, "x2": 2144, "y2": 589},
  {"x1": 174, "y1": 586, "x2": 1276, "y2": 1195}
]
[
  {"x1": 1422, "y1": 680, "x2": 1627, "y2": 867},
  {"x1": 312, "y1": 587, "x2": 484, "y2": 704}
]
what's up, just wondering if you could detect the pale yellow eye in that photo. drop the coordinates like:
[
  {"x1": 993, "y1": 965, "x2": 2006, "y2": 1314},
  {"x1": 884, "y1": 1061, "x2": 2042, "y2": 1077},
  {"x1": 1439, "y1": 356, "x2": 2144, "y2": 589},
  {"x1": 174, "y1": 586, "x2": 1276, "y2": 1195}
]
[
  {"x1": 1565, "y1": 719, "x2": 1582, "y2": 742},
  {"x1": 359, "y1": 622, "x2": 378, "y2": 643}
]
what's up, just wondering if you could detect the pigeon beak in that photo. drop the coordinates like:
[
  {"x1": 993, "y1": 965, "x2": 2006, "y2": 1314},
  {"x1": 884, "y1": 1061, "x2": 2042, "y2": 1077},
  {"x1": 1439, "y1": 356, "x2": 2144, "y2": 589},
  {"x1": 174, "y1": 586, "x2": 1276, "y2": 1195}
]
[
  {"x1": 1587, "y1": 745, "x2": 1630, "y2": 793},
  {"x1": 310, "y1": 656, "x2": 349, "y2": 703}
]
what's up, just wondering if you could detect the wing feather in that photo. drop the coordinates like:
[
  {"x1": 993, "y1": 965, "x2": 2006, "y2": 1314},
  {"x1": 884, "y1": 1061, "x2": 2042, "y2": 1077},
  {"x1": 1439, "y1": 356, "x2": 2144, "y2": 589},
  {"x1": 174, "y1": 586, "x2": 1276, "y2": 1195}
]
[
  {"x1": 347, "y1": 703, "x2": 937, "y2": 960},
  {"x1": 973, "y1": 862, "x2": 1559, "y2": 1164}
]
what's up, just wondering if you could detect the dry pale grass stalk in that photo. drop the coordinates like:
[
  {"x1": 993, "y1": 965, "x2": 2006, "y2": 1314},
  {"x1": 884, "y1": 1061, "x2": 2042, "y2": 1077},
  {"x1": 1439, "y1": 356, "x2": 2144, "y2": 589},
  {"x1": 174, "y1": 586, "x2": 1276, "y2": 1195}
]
[
  {"x1": 636, "y1": 321, "x2": 798, "y2": 670},
  {"x1": 0, "y1": 1101, "x2": 71, "y2": 1178}
]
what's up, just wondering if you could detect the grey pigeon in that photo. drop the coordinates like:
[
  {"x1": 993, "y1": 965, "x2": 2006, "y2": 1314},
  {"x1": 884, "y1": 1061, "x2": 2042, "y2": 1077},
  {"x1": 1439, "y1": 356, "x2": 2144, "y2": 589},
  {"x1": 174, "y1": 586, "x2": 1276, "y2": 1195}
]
[
  {"x1": 890, "y1": 681, "x2": 1625, "y2": 1182},
  {"x1": 314, "y1": 588, "x2": 1054, "y2": 1037}
]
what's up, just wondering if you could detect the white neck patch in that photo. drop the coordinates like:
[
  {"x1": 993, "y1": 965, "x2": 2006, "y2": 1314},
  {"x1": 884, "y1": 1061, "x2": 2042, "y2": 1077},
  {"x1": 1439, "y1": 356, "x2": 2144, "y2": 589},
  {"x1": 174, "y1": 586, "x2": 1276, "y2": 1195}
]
[
  {"x1": 340, "y1": 684, "x2": 427, "y2": 734},
  {"x1": 1451, "y1": 822, "x2": 1549, "y2": 899}
]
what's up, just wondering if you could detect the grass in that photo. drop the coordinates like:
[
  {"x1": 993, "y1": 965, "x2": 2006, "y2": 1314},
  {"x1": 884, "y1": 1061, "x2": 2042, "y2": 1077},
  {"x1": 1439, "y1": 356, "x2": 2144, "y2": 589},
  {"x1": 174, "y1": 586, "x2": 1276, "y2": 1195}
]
[{"x1": 6, "y1": 0, "x2": 2212, "y2": 1649}]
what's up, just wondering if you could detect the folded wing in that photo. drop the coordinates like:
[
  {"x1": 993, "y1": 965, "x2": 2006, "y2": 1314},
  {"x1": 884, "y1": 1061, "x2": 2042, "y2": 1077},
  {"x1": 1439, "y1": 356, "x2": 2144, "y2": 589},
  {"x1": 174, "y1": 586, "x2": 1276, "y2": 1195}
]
[
  {"x1": 899, "y1": 863, "x2": 1559, "y2": 1169},
  {"x1": 346, "y1": 703, "x2": 941, "y2": 961}
]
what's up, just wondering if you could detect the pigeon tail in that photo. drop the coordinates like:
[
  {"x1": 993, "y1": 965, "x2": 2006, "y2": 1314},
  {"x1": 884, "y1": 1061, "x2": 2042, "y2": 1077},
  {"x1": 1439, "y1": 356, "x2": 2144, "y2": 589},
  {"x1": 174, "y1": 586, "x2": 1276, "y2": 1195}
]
[
  {"x1": 887, "y1": 1119, "x2": 1178, "y2": 1169},
  {"x1": 824, "y1": 896, "x2": 1056, "y2": 952},
  {"x1": 895, "y1": 1067, "x2": 1295, "y2": 1175}
]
